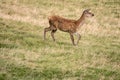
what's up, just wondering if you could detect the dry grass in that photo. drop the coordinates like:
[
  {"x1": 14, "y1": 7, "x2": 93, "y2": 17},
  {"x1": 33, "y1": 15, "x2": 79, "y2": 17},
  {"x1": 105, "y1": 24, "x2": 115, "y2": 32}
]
[
  {"x1": 0, "y1": 0, "x2": 120, "y2": 80},
  {"x1": 0, "y1": 0, "x2": 119, "y2": 38}
]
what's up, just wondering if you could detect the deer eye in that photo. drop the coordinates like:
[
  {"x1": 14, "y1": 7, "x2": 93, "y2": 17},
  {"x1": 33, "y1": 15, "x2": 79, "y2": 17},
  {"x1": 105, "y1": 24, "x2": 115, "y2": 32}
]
[{"x1": 85, "y1": 11, "x2": 88, "y2": 14}]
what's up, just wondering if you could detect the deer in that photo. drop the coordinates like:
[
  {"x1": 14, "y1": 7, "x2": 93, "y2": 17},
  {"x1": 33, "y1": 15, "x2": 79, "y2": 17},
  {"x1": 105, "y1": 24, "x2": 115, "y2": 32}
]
[{"x1": 44, "y1": 9, "x2": 94, "y2": 46}]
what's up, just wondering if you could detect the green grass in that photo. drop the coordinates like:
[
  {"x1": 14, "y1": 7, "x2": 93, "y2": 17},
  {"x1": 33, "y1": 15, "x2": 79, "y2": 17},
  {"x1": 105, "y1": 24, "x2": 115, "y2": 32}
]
[
  {"x1": 0, "y1": 0, "x2": 120, "y2": 80},
  {"x1": 0, "y1": 18, "x2": 120, "y2": 80}
]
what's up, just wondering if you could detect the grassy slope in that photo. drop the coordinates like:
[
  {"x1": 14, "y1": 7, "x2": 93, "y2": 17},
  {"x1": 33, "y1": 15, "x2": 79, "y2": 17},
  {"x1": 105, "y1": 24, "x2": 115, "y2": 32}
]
[{"x1": 0, "y1": 0, "x2": 120, "y2": 80}]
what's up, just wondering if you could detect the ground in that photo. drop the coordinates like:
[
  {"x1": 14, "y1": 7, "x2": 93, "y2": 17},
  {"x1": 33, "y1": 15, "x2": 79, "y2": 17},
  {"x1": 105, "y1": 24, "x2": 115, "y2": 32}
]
[{"x1": 0, "y1": 0, "x2": 120, "y2": 80}]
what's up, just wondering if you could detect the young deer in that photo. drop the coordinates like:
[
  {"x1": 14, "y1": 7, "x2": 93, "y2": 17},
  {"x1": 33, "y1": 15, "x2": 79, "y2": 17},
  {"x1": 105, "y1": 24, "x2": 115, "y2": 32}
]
[{"x1": 44, "y1": 9, "x2": 94, "y2": 45}]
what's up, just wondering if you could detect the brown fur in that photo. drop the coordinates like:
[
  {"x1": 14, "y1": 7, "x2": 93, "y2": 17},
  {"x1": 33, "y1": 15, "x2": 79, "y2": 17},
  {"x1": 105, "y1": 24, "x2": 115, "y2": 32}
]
[{"x1": 44, "y1": 9, "x2": 94, "y2": 45}]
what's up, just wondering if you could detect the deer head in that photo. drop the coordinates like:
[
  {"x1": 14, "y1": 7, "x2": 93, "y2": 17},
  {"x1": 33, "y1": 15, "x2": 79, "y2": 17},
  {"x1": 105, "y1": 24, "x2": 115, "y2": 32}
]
[{"x1": 83, "y1": 9, "x2": 94, "y2": 17}]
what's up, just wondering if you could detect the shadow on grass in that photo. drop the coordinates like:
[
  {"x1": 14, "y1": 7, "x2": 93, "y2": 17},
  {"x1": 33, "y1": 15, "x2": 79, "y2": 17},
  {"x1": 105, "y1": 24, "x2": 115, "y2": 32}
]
[
  {"x1": 57, "y1": 41, "x2": 71, "y2": 46},
  {"x1": 0, "y1": 57, "x2": 120, "y2": 80},
  {"x1": 0, "y1": 63, "x2": 73, "y2": 80},
  {"x1": 0, "y1": 43, "x2": 18, "y2": 49}
]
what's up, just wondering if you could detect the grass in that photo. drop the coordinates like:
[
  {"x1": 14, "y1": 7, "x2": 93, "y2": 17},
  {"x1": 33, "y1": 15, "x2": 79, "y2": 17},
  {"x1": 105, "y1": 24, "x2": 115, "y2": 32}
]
[{"x1": 0, "y1": 0, "x2": 120, "y2": 80}]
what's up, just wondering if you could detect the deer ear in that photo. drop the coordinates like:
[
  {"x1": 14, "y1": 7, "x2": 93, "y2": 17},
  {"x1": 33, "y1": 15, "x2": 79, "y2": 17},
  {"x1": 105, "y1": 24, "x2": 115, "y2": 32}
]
[
  {"x1": 84, "y1": 9, "x2": 91, "y2": 13},
  {"x1": 86, "y1": 9, "x2": 91, "y2": 11}
]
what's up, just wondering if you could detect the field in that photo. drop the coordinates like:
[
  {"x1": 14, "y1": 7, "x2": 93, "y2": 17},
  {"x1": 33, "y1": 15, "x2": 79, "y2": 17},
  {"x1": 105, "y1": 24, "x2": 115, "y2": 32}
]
[{"x1": 0, "y1": 0, "x2": 120, "y2": 80}]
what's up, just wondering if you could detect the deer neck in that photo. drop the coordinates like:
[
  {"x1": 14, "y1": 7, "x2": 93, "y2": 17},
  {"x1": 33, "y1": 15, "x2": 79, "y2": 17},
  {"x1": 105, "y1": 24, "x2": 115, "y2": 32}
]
[{"x1": 76, "y1": 13, "x2": 85, "y2": 27}]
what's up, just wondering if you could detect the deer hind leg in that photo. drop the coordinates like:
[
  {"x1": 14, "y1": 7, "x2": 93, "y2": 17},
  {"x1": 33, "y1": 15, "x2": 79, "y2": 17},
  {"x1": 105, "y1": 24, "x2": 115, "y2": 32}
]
[
  {"x1": 69, "y1": 33, "x2": 76, "y2": 46},
  {"x1": 51, "y1": 29, "x2": 57, "y2": 41},
  {"x1": 44, "y1": 27, "x2": 51, "y2": 40}
]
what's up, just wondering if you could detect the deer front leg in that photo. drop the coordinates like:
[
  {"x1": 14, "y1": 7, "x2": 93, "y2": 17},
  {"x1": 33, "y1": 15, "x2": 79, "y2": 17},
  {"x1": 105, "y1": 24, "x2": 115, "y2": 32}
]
[
  {"x1": 76, "y1": 33, "x2": 81, "y2": 45},
  {"x1": 69, "y1": 33, "x2": 76, "y2": 46}
]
